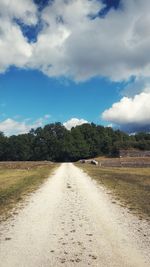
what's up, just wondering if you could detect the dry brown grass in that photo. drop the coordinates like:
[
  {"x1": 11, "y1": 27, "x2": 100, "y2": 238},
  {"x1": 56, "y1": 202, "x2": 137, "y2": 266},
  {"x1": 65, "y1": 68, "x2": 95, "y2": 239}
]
[
  {"x1": 0, "y1": 162, "x2": 58, "y2": 220},
  {"x1": 76, "y1": 163, "x2": 150, "y2": 221},
  {"x1": 89, "y1": 156, "x2": 150, "y2": 167}
]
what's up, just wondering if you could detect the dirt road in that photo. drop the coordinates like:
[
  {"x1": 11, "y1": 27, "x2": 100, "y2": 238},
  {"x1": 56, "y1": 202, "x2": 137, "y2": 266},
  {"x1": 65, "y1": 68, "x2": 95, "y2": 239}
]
[{"x1": 0, "y1": 163, "x2": 149, "y2": 267}]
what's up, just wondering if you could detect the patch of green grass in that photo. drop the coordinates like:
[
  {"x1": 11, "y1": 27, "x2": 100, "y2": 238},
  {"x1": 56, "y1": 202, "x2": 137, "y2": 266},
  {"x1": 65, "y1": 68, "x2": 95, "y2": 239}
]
[
  {"x1": 0, "y1": 162, "x2": 58, "y2": 219},
  {"x1": 77, "y1": 163, "x2": 150, "y2": 220}
]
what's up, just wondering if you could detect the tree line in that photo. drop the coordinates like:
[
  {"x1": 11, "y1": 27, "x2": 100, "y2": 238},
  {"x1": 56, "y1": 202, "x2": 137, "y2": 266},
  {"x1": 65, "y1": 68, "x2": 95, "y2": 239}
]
[{"x1": 0, "y1": 122, "x2": 150, "y2": 161}]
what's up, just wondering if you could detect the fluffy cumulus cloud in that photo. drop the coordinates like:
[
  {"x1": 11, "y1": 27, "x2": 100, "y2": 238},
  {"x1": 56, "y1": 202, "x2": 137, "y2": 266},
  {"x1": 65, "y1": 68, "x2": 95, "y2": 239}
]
[
  {"x1": 0, "y1": 0, "x2": 37, "y2": 72},
  {"x1": 63, "y1": 118, "x2": 88, "y2": 130},
  {"x1": 0, "y1": 119, "x2": 33, "y2": 136},
  {"x1": 29, "y1": 0, "x2": 150, "y2": 81},
  {"x1": 0, "y1": 0, "x2": 37, "y2": 25},
  {"x1": 0, "y1": 0, "x2": 150, "y2": 81},
  {"x1": 102, "y1": 91, "x2": 150, "y2": 132},
  {"x1": 0, "y1": 116, "x2": 88, "y2": 135},
  {"x1": 0, "y1": 115, "x2": 51, "y2": 136},
  {"x1": 1, "y1": 0, "x2": 150, "y2": 132}
]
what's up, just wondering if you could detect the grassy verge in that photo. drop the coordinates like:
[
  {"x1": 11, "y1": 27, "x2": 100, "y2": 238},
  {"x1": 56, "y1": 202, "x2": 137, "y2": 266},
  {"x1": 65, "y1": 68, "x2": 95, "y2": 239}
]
[
  {"x1": 76, "y1": 163, "x2": 150, "y2": 221},
  {"x1": 0, "y1": 162, "x2": 58, "y2": 220}
]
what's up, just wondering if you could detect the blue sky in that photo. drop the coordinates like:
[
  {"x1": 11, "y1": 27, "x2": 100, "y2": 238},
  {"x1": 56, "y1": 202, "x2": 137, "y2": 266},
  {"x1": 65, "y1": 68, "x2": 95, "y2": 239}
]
[
  {"x1": 0, "y1": 67, "x2": 121, "y2": 123},
  {"x1": 0, "y1": 0, "x2": 150, "y2": 135}
]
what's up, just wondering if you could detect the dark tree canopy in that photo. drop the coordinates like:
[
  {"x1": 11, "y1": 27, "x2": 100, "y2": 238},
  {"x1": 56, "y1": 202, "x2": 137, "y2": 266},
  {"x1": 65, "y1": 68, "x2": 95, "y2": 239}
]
[{"x1": 0, "y1": 123, "x2": 150, "y2": 161}]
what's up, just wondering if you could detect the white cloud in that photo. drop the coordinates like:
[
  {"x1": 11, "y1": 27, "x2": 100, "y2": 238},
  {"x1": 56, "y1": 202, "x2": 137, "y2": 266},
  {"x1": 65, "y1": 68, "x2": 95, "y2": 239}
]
[
  {"x1": 0, "y1": 21, "x2": 33, "y2": 72},
  {"x1": 0, "y1": 0, "x2": 37, "y2": 25},
  {"x1": 1, "y1": 0, "x2": 150, "y2": 82},
  {"x1": 0, "y1": 115, "x2": 51, "y2": 136},
  {"x1": 29, "y1": 0, "x2": 150, "y2": 81},
  {"x1": 0, "y1": 116, "x2": 88, "y2": 135},
  {"x1": 63, "y1": 118, "x2": 88, "y2": 130},
  {"x1": 0, "y1": 119, "x2": 32, "y2": 136},
  {"x1": 0, "y1": 0, "x2": 37, "y2": 73},
  {"x1": 102, "y1": 91, "x2": 150, "y2": 129}
]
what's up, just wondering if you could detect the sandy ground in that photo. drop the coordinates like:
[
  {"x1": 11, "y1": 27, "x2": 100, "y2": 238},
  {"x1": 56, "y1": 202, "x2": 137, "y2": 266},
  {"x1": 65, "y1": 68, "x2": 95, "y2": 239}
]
[{"x1": 0, "y1": 163, "x2": 149, "y2": 267}]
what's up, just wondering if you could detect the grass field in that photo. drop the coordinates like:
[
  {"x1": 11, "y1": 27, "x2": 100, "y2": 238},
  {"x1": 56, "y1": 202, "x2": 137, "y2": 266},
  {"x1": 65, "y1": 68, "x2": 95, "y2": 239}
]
[
  {"x1": 0, "y1": 162, "x2": 57, "y2": 220},
  {"x1": 77, "y1": 163, "x2": 150, "y2": 221},
  {"x1": 83, "y1": 156, "x2": 150, "y2": 167}
]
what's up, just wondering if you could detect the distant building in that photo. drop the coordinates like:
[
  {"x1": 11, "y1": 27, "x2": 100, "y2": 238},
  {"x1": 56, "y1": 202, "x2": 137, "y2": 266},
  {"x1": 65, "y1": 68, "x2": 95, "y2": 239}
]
[{"x1": 119, "y1": 149, "x2": 150, "y2": 158}]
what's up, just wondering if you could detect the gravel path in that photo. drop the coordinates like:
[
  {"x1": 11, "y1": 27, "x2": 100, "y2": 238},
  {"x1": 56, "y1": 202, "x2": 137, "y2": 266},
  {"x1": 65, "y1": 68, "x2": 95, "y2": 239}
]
[{"x1": 0, "y1": 163, "x2": 149, "y2": 267}]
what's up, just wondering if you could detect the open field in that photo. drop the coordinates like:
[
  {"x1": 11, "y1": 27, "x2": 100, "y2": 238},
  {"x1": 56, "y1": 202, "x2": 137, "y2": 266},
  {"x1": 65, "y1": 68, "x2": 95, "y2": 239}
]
[
  {"x1": 83, "y1": 156, "x2": 150, "y2": 167},
  {"x1": 0, "y1": 163, "x2": 149, "y2": 267},
  {"x1": 0, "y1": 161, "x2": 57, "y2": 220},
  {"x1": 76, "y1": 163, "x2": 150, "y2": 221}
]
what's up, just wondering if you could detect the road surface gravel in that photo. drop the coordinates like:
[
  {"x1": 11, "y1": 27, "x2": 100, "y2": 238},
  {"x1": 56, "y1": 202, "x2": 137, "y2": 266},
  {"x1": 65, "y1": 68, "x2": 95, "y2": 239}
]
[{"x1": 0, "y1": 163, "x2": 149, "y2": 267}]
